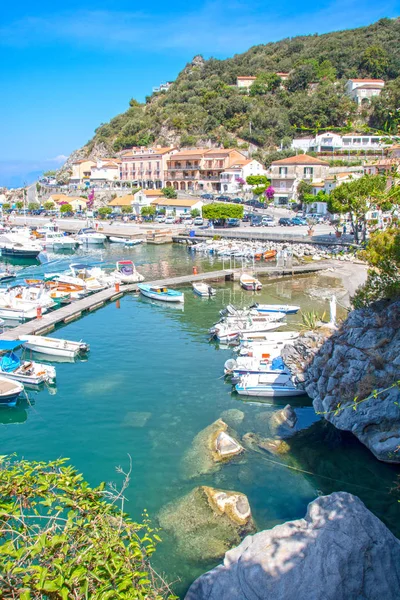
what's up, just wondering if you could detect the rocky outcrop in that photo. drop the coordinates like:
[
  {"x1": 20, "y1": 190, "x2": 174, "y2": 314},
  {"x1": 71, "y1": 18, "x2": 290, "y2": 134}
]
[
  {"x1": 304, "y1": 300, "x2": 400, "y2": 463},
  {"x1": 185, "y1": 492, "x2": 400, "y2": 600},
  {"x1": 158, "y1": 486, "x2": 255, "y2": 563},
  {"x1": 181, "y1": 419, "x2": 244, "y2": 479},
  {"x1": 242, "y1": 432, "x2": 290, "y2": 455}
]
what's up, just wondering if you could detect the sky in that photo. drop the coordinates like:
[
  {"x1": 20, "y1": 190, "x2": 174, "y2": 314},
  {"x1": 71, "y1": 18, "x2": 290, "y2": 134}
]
[{"x1": 0, "y1": 0, "x2": 399, "y2": 187}]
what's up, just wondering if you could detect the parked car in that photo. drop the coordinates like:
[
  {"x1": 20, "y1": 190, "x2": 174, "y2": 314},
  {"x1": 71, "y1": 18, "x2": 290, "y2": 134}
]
[
  {"x1": 227, "y1": 218, "x2": 240, "y2": 227},
  {"x1": 251, "y1": 216, "x2": 263, "y2": 227},
  {"x1": 193, "y1": 217, "x2": 204, "y2": 226},
  {"x1": 232, "y1": 197, "x2": 243, "y2": 203},
  {"x1": 216, "y1": 195, "x2": 231, "y2": 202},
  {"x1": 262, "y1": 216, "x2": 276, "y2": 227},
  {"x1": 242, "y1": 213, "x2": 252, "y2": 223},
  {"x1": 155, "y1": 216, "x2": 165, "y2": 223},
  {"x1": 291, "y1": 217, "x2": 307, "y2": 226},
  {"x1": 201, "y1": 193, "x2": 214, "y2": 200},
  {"x1": 279, "y1": 218, "x2": 293, "y2": 226},
  {"x1": 164, "y1": 216, "x2": 175, "y2": 224},
  {"x1": 182, "y1": 217, "x2": 193, "y2": 226}
]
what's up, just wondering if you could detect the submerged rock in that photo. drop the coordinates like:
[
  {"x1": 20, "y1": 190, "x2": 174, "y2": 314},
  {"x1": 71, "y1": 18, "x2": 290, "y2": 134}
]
[
  {"x1": 242, "y1": 432, "x2": 290, "y2": 455},
  {"x1": 181, "y1": 419, "x2": 243, "y2": 479},
  {"x1": 122, "y1": 411, "x2": 151, "y2": 428},
  {"x1": 270, "y1": 404, "x2": 298, "y2": 430},
  {"x1": 186, "y1": 492, "x2": 400, "y2": 599},
  {"x1": 220, "y1": 408, "x2": 245, "y2": 427},
  {"x1": 158, "y1": 486, "x2": 255, "y2": 563}
]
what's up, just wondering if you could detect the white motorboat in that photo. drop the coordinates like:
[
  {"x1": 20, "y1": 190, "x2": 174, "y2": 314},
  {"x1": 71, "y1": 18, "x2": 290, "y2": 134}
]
[
  {"x1": 192, "y1": 282, "x2": 216, "y2": 298},
  {"x1": 240, "y1": 273, "x2": 262, "y2": 291},
  {"x1": 211, "y1": 319, "x2": 284, "y2": 342},
  {"x1": 0, "y1": 377, "x2": 24, "y2": 406},
  {"x1": 224, "y1": 355, "x2": 289, "y2": 376},
  {"x1": 0, "y1": 234, "x2": 42, "y2": 258},
  {"x1": 0, "y1": 341, "x2": 56, "y2": 385},
  {"x1": 111, "y1": 261, "x2": 144, "y2": 284},
  {"x1": 40, "y1": 232, "x2": 78, "y2": 250},
  {"x1": 20, "y1": 335, "x2": 90, "y2": 358},
  {"x1": 76, "y1": 228, "x2": 106, "y2": 245},
  {"x1": 36, "y1": 222, "x2": 59, "y2": 235},
  {"x1": 109, "y1": 237, "x2": 142, "y2": 246},
  {"x1": 251, "y1": 303, "x2": 301, "y2": 315},
  {"x1": 235, "y1": 373, "x2": 305, "y2": 397},
  {"x1": 0, "y1": 289, "x2": 49, "y2": 320}
]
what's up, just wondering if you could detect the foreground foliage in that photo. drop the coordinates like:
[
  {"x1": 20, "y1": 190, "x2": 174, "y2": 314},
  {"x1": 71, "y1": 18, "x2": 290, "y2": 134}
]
[{"x1": 0, "y1": 456, "x2": 175, "y2": 599}]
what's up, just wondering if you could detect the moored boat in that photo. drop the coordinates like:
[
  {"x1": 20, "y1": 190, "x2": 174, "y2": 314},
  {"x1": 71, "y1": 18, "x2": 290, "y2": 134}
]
[
  {"x1": 0, "y1": 341, "x2": 56, "y2": 385},
  {"x1": 138, "y1": 284, "x2": 184, "y2": 303},
  {"x1": 76, "y1": 228, "x2": 106, "y2": 245},
  {"x1": 239, "y1": 273, "x2": 262, "y2": 291},
  {"x1": 263, "y1": 250, "x2": 277, "y2": 260},
  {"x1": 0, "y1": 234, "x2": 42, "y2": 258},
  {"x1": 112, "y1": 261, "x2": 144, "y2": 284},
  {"x1": 235, "y1": 373, "x2": 305, "y2": 397},
  {"x1": 0, "y1": 377, "x2": 24, "y2": 406},
  {"x1": 0, "y1": 270, "x2": 16, "y2": 283},
  {"x1": 192, "y1": 282, "x2": 216, "y2": 298},
  {"x1": 251, "y1": 303, "x2": 300, "y2": 315},
  {"x1": 20, "y1": 335, "x2": 90, "y2": 358}
]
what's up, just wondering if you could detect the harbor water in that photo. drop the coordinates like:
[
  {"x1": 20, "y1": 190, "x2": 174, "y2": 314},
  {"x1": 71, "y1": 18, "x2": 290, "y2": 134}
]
[{"x1": 0, "y1": 243, "x2": 399, "y2": 596}]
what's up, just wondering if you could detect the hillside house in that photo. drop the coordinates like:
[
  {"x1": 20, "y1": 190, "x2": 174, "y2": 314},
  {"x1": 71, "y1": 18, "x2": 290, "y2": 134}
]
[
  {"x1": 345, "y1": 79, "x2": 385, "y2": 105},
  {"x1": 90, "y1": 159, "x2": 121, "y2": 183},
  {"x1": 269, "y1": 155, "x2": 329, "y2": 205},
  {"x1": 69, "y1": 160, "x2": 96, "y2": 185},
  {"x1": 220, "y1": 159, "x2": 267, "y2": 193},
  {"x1": 292, "y1": 133, "x2": 390, "y2": 152},
  {"x1": 236, "y1": 76, "x2": 256, "y2": 88}
]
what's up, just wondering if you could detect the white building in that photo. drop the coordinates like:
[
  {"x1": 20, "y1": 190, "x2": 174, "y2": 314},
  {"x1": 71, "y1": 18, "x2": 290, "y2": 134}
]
[
  {"x1": 345, "y1": 79, "x2": 385, "y2": 105},
  {"x1": 150, "y1": 198, "x2": 203, "y2": 217},
  {"x1": 90, "y1": 159, "x2": 121, "y2": 183},
  {"x1": 292, "y1": 132, "x2": 391, "y2": 153},
  {"x1": 220, "y1": 159, "x2": 267, "y2": 193},
  {"x1": 236, "y1": 76, "x2": 257, "y2": 89}
]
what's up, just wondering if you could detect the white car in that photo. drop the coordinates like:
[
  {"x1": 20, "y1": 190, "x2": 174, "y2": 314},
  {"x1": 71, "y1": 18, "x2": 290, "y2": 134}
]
[
  {"x1": 182, "y1": 218, "x2": 193, "y2": 226},
  {"x1": 155, "y1": 216, "x2": 165, "y2": 223},
  {"x1": 193, "y1": 217, "x2": 204, "y2": 226},
  {"x1": 165, "y1": 216, "x2": 175, "y2": 224}
]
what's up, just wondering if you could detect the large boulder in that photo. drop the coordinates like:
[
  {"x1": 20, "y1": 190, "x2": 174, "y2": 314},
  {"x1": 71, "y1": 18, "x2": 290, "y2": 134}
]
[
  {"x1": 185, "y1": 492, "x2": 400, "y2": 600},
  {"x1": 181, "y1": 419, "x2": 244, "y2": 479},
  {"x1": 158, "y1": 486, "x2": 255, "y2": 563},
  {"x1": 304, "y1": 300, "x2": 400, "y2": 463}
]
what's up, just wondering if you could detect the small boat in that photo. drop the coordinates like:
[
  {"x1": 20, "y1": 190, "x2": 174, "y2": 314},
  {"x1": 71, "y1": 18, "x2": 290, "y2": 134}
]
[
  {"x1": 20, "y1": 335, "x2": 90, "y2": 358},
  {"x1": 224, "y1": 356, "x2": 289, "y2": 377},
  {"x1": 48, "y1": 290, "x2": 71, "y2": 306},
  {"x1": 40, "y1": 232, "x2": 78, "y2": 250},
  {"x1": 76, "y1": 228, "x2": 106, "y2": 245},
  {"x1": 0, "y1": 234, "x2": 42, "y2": 258},
  {"x1": 138, "y1": 284, "x2": 184, "y2": 303},
  {"x1": 192, "y1": 282, "x2": 216, "y2": 298},
  {"x1": 210, "y1": 318, "x2": 284, "y2": 342},
  {"x1": 109, "y1": 237, "x2": 142, "y2": 246},
  {"x1": 240, "y1": 273, "x2": 262, "y2": 291},
  {"x1": 251, "y1": 303, "x2": 301, "y2": 315},
  {"x1": 235, "y1": 373, "x2": 305, "y2": 397},
  {"x1": 0, "y1": 341, "x2": 56, "y2": 385},
  {"x1": 112, "y1": 261, "x2": 144, "y2": 284},
  {"x1": 0, "y1": 376, "x2": 24, "y2": 407},
  {"x1": 0, "y1": 270, "x2": 16, "y2": 283},
  {"x1": 263, "y1": 250, "x2": 277, "y2": 260}
]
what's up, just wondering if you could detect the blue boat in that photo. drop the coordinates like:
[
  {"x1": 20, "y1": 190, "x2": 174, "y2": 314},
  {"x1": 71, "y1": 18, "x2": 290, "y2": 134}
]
[
  {"x1": 138, "y1": 284, "x2": 184, "y2": 303},
  {"x1": 0, "y1": 374, "x2": 24, "y2": 407}
]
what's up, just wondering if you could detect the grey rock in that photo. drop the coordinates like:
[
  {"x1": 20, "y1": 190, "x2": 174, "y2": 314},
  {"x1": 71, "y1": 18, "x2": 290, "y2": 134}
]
[{"x1": 185, "y1": 492, "x2": 400, "y2": 600}]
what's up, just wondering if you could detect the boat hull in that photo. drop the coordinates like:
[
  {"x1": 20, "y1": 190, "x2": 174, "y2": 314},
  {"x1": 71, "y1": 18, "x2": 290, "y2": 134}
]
[
  {"x1": 235, "y1": 384, "x2": 305, "y2": 397},
  {"x1": 138, "y1": 285, "x2": 184, "y2": 303}
]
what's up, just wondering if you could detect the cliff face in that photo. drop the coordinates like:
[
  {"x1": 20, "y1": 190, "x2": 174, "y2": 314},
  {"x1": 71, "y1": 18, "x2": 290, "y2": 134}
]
[
  {"x1": 283, "y1": 300, "x2": 400, "y2": 463},
  {"x1": 186, "y1": 492, "x2": 400, "y2": 600}
]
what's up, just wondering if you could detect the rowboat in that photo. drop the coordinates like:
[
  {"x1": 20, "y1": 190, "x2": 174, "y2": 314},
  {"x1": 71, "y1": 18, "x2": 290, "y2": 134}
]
[
  {"x1": 20, "y1": 335, "x2": 90, "y2": 358},
  {"x1": 0, "y1": 377, "x2": 24, "y2": 406},
  {"x1": 263, "y1": 250, "x2": 277, "y2": 260},
  {"x1": 192, "y1": 282, "x2": 216, "y2": 298},
  {"x1": 240, "y1": 273, "x2": 262, "y2": 291},
  {"x1": 138, "y1": 284, "x2": 184, "y2": 303},
  {"x1": 251, "y1": 303, "x2": 301, "y2": 315},
  {"x1": 0, "y1": 341, "x2": 56, "y2": 386},
  {"x1": 49, "y1": 290, "x2": 71, "y2": 306},
  {"x1": 235, "y1": 373, "x2": 305, "y2": 397}
]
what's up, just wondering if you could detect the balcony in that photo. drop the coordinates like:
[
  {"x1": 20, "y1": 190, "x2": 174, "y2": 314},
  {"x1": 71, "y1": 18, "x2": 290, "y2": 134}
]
[{"x1": 167, "y1": 164, "x2": 200, "y2": 171}]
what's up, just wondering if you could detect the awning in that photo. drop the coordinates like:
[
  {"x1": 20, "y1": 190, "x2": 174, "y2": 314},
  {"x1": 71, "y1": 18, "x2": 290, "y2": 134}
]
[{"x1": 0, "y1": 340, "x2": 26, "y2": 351}]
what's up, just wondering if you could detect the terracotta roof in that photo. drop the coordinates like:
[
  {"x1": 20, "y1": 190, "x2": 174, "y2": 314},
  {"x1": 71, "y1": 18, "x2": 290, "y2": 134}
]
[
  {"x1": 108, "y1": 195, "x2": 134, "y2": 206},
  {"x1": 271, "y1": 155, "x2": 329, "y2": 166},
  {"x1": 276, "y1": 72, "x2": 289, "y2": 76},
  {"x1": 205, "y1": 148, "x2": 244, "y2": 156},
  {"x1": 72, "y1": 159, "x2": 96, "y2": 165},
  {"x1": 139, "y1": 189, "x2": 164, "y2": 197},
  {"x1": 169, "y1": 149, "x2": 208, "y2": 159},
  {"x1": 237, "y1": 76, "x2": 256, "y2": 80},
  {"x1": 349, "y1": 79, "x2": 385, "y2": 83},
  {"x1": 122, "y1": 147, "x2": 175, "y2": 157},
  {"x1": 150, "y1": 198, "x2": 201, "y2": 207}
]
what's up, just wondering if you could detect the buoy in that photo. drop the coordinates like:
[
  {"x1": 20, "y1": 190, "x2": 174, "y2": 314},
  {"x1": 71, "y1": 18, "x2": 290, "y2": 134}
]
[
  {"x1": 115, "y1": 282, "x2": 120, "y2": 292},
  {"x1": 193, "y1": 266, "x2": 198, "y2": 275},
  {"x1": 36, "y1": 306, "x2": 42, "y2": 319}
]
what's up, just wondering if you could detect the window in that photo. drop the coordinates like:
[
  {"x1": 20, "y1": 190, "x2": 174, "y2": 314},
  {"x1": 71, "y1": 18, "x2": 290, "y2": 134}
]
[
  {"x1": 279, "y1": 181, "x2": 286, "y2": 190},
  {"x1": 303, "y1": 167, "x2": 313, "y2": 178},
  {"x1": 279, "y1": 167, "x2": 288, "y2": 176},
  {"x1": 343, "y1": 138, "x2": 351, "y2": 145}
]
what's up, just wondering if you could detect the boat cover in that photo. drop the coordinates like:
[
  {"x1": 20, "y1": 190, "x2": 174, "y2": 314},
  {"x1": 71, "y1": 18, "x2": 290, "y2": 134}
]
[
  {"x1": 271, "y1": 357, "x2": 285, "y2": 370},
  {"x1": 1, "y1": 351, "x2": 21, "y2": 372},
  {"x1": 0, "y1": 340, "x2": 26, "y2": 351}
]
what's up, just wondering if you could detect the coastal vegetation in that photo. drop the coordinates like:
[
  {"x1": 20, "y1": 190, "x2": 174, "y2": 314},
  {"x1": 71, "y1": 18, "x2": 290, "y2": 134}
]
[
  {"x1": 0, "y1": 456, "x2": 175, "y2": 599},
  {"x1": 84, "y1": 19, "x2": 400, "y2": 156},
  {"x1": 202, "y1": 203, "x2": 244, "y2": 222}
]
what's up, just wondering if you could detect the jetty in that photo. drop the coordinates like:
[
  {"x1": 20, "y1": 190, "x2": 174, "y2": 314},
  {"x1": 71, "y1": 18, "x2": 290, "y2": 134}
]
[{"x1": 0, "y1": 261, "x2": 335, "y2": 341}]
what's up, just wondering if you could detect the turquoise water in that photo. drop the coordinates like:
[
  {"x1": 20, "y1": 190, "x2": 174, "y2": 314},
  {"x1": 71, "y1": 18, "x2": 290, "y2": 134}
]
[{"x1": 0, "y1": 243, "x2": 399, "y2": 596}]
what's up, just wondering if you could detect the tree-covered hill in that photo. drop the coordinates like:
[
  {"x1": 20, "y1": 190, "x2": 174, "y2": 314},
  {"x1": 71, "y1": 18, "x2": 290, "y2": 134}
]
[{"x1": 86, "y1": 18, "x2": 400, "y2": 158}]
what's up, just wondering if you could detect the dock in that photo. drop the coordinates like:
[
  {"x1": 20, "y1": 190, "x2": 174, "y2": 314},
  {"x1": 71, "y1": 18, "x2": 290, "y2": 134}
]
[{"x1": 0, "y1": 261, "x2": 336, "y2": 341}]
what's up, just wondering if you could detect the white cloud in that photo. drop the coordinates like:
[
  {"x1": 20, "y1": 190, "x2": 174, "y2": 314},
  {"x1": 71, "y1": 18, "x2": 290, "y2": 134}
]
[{"x1": 47, "y1": 154, "x2": 68, "y2": 163}]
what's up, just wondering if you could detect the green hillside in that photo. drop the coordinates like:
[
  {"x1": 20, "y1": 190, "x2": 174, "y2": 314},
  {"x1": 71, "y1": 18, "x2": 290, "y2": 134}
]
[{"x1": 87, "y1": 17, "x2": 400, "y2": 157}]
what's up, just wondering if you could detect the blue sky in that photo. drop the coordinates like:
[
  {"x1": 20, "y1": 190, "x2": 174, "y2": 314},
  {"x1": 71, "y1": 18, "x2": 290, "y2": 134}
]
[{"x1": 0, "y1": 0, "x2": 399, "y2": 186}]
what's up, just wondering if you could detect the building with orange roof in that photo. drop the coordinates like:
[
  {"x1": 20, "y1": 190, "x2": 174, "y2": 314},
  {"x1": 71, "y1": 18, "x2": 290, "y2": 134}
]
[
  {"x1": 70, "y1": 160, "x2": 96, "y2": 184},
  {"x1": 90, "y1": 158, "x2": 121, "y2": 183},
  {"x1": 120, "y1": 146, "x2": 177, "y2": 188},
  {"x1": 345, "y1": 79, "x2": 385, "y2": 105},
  {"x1": 269, "y1": 155, "x2": 330, "y2": 205},
  {"x1": 236, "y1": 76, "x2": 257, "y2": 88},
  {"x1": 220, "y1": 159, "x2": 267, "y2": 193},
  {"x1": 165, "y1": 148, "x2": 248, "y2": 192}
]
